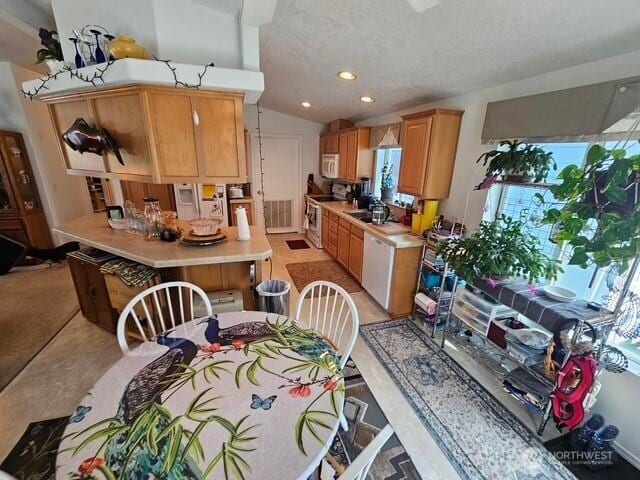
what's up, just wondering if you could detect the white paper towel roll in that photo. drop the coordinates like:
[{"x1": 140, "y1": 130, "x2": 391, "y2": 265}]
[{"x1": 235, "y1": 206, "x2": 251, "y2": 241}]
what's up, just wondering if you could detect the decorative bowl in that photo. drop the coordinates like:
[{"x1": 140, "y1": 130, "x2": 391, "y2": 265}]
[
  {"x1": 189, "y1": 218, "x2": 221, "y2": 236},
  {"x1": 542, "y1": 285, "x2": 576, "y2": 303}
]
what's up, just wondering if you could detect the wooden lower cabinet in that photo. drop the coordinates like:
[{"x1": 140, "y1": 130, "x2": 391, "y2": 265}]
[
  {"x1": 321, "y1": 211, "x2": 329, "y2": 250},
  {"x1": 67, "y1": 252, "x2": 118, "y2": 333},
  {"x1": 337, "y1": 221, "x2": 350, "y2": 268},
  {"x1": 121, "y1": 180, "x2": 176, "y2": 212},
  {"x1": 326, "y1": 212, "x2": 339, "y2": 258},
  {"x1": 348, "y1": 225, "x2": 364, "y2": 282}
]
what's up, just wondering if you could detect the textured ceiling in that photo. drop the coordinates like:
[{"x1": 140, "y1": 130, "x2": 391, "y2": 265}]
[{"x1": 259, "y1": 0, "x2": 640, "y2": 123}]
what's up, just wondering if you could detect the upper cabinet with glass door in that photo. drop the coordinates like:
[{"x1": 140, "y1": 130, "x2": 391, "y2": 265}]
[
  {"x1": 398, "y1": 109, "x2": 463, "y2": 199},
  {"x1": 44, "y1": 86, "x2": 247, "y2": 184}
]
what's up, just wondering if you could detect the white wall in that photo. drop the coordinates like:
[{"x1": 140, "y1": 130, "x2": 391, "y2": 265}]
[
  {"x1": 358, "y1": 47, "x2": 640, "y2": 466},
  {"x1": 0, "y1": 61, "x2": 92, "y2": 245},
  {"x1": 592, "y1": 370, "x2": 640, "y2": 467},
  {"x1": 152, "y1": 1, "x2": 241, "y2": 67},
  {"x1": 358, "y1": 48, "x2": 640, "y2": 233},
  {"x1": 244, "y1": 106, "x2": 324, "y2": 232},
  {"x1": 52, "y1": 0, "x2": 249, "y2": 69}
]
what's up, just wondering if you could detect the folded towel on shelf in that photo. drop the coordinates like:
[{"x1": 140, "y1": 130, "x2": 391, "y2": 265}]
[{"x1": 100, "y1": 259, "x2": 157, "y2": 287}]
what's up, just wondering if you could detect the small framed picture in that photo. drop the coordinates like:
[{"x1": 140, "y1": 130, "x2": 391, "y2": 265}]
[{"x1": 106, "y1": 205, "x2": 124, "y2": 221}]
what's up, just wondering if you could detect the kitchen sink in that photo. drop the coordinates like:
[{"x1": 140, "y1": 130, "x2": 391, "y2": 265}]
[{"x1": 347, "y1": 211, "x2": 373, "y2": 223}]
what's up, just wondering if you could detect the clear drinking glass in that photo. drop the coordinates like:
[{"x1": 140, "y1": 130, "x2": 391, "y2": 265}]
[{"x1": 143, "y1": 197, "x2": 163, "y2": 240}]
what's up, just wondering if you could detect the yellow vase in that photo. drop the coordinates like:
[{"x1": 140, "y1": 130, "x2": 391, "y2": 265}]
[
  {"x1": 420, "y1": 200, "x2": 439, "y2": 232},
  {"x1": 108, "y1": 36, "x2": 150, "y2": 60}
]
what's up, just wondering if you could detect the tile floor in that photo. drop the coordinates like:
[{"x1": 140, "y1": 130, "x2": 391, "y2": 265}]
[{"x1": 0, "y1": 233, "x2": 560, "y2": 479}]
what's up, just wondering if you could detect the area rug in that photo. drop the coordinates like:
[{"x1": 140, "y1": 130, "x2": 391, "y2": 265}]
[
  {"x1": 0, "y1": 264, "x2": 79, "y2": 390},
  {"x1": 326, "y1": 359, "x2": 420, "y2": 479},
  {"x1": 286, "y1": 260, "x2": 362, "y2": 294},
  {"x1": 286, "y1": 239, "x2": 311, "y2": 250},
  {"x1": 0, "y1": 416, "x2": 69, "y2": 480},
  {"x1": 360, "y1": 319, "x2": 576, "y2": 480}
]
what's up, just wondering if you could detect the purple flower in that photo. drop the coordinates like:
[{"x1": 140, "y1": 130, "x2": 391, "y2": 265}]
[
  {"x1": 486, "y1": 278, "x2": 498, "y2": 288},
  {"x1": 527, "y1": 284, "x2": 538, "y2": 295},
  {"x1": 39, "y1": 28, "x2": 55, "y2": 47}
]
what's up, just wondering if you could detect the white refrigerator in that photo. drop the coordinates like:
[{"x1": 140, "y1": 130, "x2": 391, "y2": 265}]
[{"x1": 173, "y1": 183, "x2": 228, "y2": 226}]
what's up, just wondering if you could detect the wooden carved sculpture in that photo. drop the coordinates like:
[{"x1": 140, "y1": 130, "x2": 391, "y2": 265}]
[{"x1": 62, "y1": 118, "x2": 124, "y2": 165}]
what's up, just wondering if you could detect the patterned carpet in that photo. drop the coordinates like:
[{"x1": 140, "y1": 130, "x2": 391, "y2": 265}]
[
  {"x1": 286, "y1": 260, "x2": 363, "y2": 294},
  {"x1": 361, "y1": 319, "x2": 577, "y2": 480},
  {"x1": 327, "y1": 360, "x2": 420, "y2": 479}
]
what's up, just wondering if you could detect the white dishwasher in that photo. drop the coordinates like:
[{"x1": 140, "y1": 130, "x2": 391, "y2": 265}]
[{"x1": 362, "y1": 232, "x2": 395, "y2": 309}]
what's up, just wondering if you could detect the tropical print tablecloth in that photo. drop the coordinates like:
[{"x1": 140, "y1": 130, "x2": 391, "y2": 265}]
[{"x1": 56, "y1": 311, "x2": 344, "y2": 480}]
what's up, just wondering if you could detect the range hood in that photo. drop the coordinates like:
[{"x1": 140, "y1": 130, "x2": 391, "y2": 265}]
[
  {"x1": 21, "y1": 58, "x2": 265, "y2": 104},
  {"x1": 369, "y1": 123, "x2": 401, "y2": 149}
]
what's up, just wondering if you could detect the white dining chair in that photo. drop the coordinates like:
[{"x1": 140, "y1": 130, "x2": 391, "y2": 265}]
[
  {"x1": 321, "y1": 424, "x2": 394, "y2": 480},
  {"x1": 294, "y1": 280, "x2": 360, "y2": 370},
  {"x1": 116, "y1": 281, "x2": 213, "y2": 354}
]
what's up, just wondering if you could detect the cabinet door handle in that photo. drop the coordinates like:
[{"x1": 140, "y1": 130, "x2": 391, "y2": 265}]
[{"x1": 193, "y1": 110, "x2": 200, "y2": 126}]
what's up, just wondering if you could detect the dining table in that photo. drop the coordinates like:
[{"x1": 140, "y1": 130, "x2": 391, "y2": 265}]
[{"x1": 56, "y1": 311, "x2": 345, "y2": 480}]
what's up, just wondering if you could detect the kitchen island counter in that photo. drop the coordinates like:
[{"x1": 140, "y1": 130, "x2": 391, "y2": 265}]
[{"x1": 54, "y1": 213, "x2": 272, "y2": 268}]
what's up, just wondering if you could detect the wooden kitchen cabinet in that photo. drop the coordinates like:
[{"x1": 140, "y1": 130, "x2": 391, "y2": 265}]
[
  {"x1": 121, "y1": 180, "x2": 176, "y2": 212},
  {"x1": 321, "y1": 210, "x2": 329, "y2": 251},
  {"x1": 45, "y1": 86, "x2": 247, "y2": 184},
  {"x1": 337, "y1": 127, "x2": 373, "y2": 182},
  {"x1": 230, "y1": 199, "x2": 254, "y2": 226},
  {"x1": 49, "y1": 98, "x2": 105, "y2": 175},
  {"x1": 398, "y1": 109, "x2": 463, "y2": 199},
  {"x1": 326, "y1": 211, "x2": 339, "y2": 258},
  {"x1": 67, "y1": 252, "x2": 118, "y2": 333},
  {"x1": 348, "y1": 224, "x2": 364, "y2": 281},
  {"x1": 337, "y1": 218, "x2": 351, "y2": 268},
  {"x1": 322, "y1": 132, "x2": 339, "y2": 154},
  {"x1": 92, "y1": 92, "x2": 153, "y2": 180}
]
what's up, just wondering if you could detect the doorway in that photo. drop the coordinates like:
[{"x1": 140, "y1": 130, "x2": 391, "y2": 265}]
[{"x1": 251, "y1": 133, "x2": 302, "y2": 233}]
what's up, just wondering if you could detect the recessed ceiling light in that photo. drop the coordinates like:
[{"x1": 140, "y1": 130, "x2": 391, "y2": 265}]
[
  {"x1": 301, "y1": 101, "x2": 311, "y2": 108},
  {"x1": 360, "y1": 96, "x2": 375, "y2": 103},
  {"x1": 338, "y1": 71, "x2": 357, "y2": 81}
]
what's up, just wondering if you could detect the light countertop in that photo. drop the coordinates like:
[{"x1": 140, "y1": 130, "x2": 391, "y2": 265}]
[
  {"x1": 54, "y1": 213, "x2": 272, "y2": 268},
  {"x1": 317, "y1": 200, "x2": 425, "y2": 249},
  {"x1": 229, "y1": 196, "x2": 253, "y2": 204}
]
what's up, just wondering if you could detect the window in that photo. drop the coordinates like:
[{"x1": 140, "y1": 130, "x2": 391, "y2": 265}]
[
  {"x1": 485, "y1": 142, "x2": 606, "y2": 300},
  {"x1": 373, "y1": 148, "x2": 415, "y2": 205}
]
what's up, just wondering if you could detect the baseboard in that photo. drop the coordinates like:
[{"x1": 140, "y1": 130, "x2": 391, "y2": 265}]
[{"x1": 615, "y1": 440, "x2": 640, "y2": 470}]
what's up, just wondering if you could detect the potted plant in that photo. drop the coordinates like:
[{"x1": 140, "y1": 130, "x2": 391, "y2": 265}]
[
  {"x1": 477, "y1": 140, "x2": 556, "y2": 183},
  {"x1": 36, "y1": 28, "x2": 64, "y2": 73},
  {"x1": 380, "y1": 161, "x2": 394, "y2": 203},
  {"x1": 437, "y1": 215, "x2": 561, "y2": 284},
  {"x1": 538, "y1": 143, "x2": 640, "y2": 272}
]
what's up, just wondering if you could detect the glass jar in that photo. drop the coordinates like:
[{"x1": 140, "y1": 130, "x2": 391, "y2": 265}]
[{"x1": 143, "y1": 197, "x2": 163, "y2": 240}]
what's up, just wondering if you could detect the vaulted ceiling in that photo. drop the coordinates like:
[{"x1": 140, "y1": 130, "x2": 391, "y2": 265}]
[
  {"x1": 259, "y1": 0, "x2": 640, "y2": 122},
  {"x1": 11, "y1": 0, "x2": 640, "y2": 124}
]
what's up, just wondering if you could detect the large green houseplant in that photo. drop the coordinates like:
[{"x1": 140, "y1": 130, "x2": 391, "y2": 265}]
[
  {"x1": 538, "y1": 143, "x2": 640, "y2": 272},
  {"x1": 477, "y1": 140, "x2": 556, "y2": 183},
  {"x1": 437, "y1": 215, "x2": 561, "y2": 284}
]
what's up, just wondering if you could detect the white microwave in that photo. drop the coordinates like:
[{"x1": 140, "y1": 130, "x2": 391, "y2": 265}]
[{"x1": 321, "y1": 154, "x2": 339, "y2": 178}]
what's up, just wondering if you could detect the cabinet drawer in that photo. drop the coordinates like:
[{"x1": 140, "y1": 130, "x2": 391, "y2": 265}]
[
  {"x1": 329, "y1": 218, "x2": 338, "y2": 234},
  {"x1": 338, "y1": 217, "x2": 351, "y2": 231},
  {"x1": 350, "y1": 224, "x2": 364, "y2": 239}
]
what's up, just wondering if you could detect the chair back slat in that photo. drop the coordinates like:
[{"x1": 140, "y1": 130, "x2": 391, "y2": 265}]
[
  {"x1": 152, "y1": 291, "x2": 166, "y2": 332},
  {"x1": 117, "y1": 281, "x2": 213, "y2": 355},
  {"x1": 338, "y1": 425, "x2": 393, "y2": 480},
  {"x1": 294, "y1": 280, "x2": 359, "y2": 369},
  {"x1": 140, "y1": 297, "x2": 157, "y2": 338}
]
